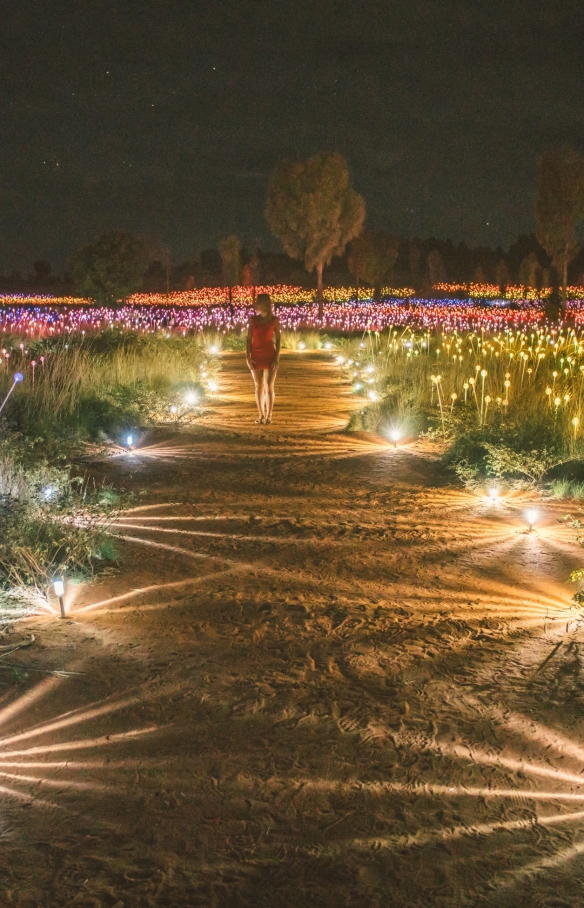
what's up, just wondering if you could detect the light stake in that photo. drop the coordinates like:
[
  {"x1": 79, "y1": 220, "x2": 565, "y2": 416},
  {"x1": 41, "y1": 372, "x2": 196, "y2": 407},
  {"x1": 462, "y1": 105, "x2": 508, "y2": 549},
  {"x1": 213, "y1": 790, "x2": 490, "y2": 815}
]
[
  {"x1": 525, "y1": 509, "x2": 538, "y2": 533},
  {"x1": 53, "y1": 577, "x2": 66, "y2": 618},
  {"x1": 389, "y1": 429, "x2": 401, "y2": 448},
  {"x1": 0, "y1": 372, "x2": 24, "y2": 416}
]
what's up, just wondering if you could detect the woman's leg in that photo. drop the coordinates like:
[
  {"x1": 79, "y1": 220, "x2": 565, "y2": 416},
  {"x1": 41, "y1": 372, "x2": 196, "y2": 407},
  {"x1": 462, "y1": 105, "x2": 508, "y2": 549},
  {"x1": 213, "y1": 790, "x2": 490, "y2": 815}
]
[
  {"x1": 251, "y1": 368, "x2": 267, "y2": 420},
  {"x1": 265, "y1": 366, "x2": 277, "y2": 420}
]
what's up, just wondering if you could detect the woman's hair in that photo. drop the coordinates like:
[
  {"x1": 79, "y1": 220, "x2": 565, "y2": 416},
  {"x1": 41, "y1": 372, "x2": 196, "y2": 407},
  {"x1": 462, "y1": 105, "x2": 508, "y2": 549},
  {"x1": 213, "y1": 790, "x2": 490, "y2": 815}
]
[{"x1": 255, "y1": 292, "x2": 272, "y2": 316}]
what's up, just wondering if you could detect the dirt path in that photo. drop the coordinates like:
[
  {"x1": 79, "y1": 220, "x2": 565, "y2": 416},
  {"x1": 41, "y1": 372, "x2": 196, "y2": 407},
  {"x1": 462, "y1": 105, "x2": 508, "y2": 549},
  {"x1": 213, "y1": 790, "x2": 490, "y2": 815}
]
[{"x1": 2, "y1": 351, "x2": 584, "y2": 907}]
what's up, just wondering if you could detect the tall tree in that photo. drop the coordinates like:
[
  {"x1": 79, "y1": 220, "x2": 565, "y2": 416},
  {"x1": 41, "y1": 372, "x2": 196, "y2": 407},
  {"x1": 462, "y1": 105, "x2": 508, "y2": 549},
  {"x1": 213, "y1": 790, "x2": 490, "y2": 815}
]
[
  {"x1": 70, "y1": 231, "x2": 148, "y2": 306},
  {"x1": 219, "y1": 235, "x2": 241, "y2": 310},
  {"x1": 535, "y1": 145, "x2": 584, "y2": 306},
  {"x1": 266, "y1": 152, "x2": 365, "y2": 317},
  {"x1": 348, "y1": 230, "x2": 399, "y2": 300},
  {"x1": 495, "y1": 259, "x2": 510, "y2": 293},
  {"x1": 427, "y1": 248, "x2": 446, "y2": 285},
  {"x1": 518, "y1": 252, "x2": 541, "y2": 289}
]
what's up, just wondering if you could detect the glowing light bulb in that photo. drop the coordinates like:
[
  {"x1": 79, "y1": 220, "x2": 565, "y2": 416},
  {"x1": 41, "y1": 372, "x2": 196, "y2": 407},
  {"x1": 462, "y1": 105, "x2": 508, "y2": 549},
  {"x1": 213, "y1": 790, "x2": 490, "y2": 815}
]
[
  {"x1": 298, "y1": 341, "x2": 306, "y2": 350},
  {"x1": 525, "y1": 509, "x2": 538, "y2": 532},
  {"x1": 185, "y1": 391, "x2": 198, "y2": 405},
  {"x1": 389, "y1": 429, "x2": 401, "y2": 448},
  {"x1": 13, "y1": 372, "x2": 23, "y2": 383},
  {"x1": 126, "y1": 435, "x2": 133, "y2": 448},
  {"x1": 53, "y1": 577, "x2": 66, "y2": 618},
  {"x1": 43, "y1": 487, "x2": 54, "y2": 499},
  {"x1": 207, "y1": 380, "x2": 218, "y2": 392},
  {"x1": 488, "y1": 487, "x2": 499, "y2": 501}
]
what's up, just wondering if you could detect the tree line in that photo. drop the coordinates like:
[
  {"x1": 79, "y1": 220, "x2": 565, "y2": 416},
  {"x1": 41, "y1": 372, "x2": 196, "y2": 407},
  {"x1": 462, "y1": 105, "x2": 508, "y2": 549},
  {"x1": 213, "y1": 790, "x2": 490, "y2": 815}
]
[{"x1": 3, "y1": 146, "x2": 584, "y2": 309}]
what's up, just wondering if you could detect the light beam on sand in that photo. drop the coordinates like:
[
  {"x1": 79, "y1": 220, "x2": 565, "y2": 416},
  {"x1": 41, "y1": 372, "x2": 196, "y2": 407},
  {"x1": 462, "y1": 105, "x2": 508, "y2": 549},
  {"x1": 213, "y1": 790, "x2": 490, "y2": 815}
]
[
  {"x1": 321, "y1": 809, "x2": 584, "y2": 856},
  {"x1": 110, "y1": 521, "x2": 350, "y2": 547},
  {"x1": 0, "y1": 676, "x2": 60, "y2": 728},
  {"x1": 0, "y1": 696, "x2": 140, "y2": 747},
  {"x1": 236, "y1": 775, "x2": 584, "y2": 802},
  {"x1": 115, "y1": 533, "x2": 231, "y2": 561},
  {"x1": 494, "y1": 839, "x2": 584, "y2": 890},
  {"x1": 74, "y1": 568, "x2": 239, "y2": 614}
]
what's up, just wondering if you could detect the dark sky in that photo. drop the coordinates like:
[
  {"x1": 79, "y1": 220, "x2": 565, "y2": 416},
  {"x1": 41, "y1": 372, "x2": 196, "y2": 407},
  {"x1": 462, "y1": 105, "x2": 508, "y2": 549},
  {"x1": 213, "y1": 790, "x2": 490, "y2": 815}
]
[{"x1": 1, "y1": 0, "x2": 583, "y2": 271}]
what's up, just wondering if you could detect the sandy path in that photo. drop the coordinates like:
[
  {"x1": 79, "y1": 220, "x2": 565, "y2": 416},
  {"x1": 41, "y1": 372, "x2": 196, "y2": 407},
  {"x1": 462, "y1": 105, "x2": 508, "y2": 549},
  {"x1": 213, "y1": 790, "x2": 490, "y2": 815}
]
[{"x1": 2, "y1": 351, "x2": 584, "y2": 907}]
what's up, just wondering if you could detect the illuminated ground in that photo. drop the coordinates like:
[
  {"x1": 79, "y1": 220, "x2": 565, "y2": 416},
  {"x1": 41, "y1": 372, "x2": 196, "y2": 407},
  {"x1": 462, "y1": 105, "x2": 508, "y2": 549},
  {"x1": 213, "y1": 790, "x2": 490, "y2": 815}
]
[{"x1": 2, "y1": 351, "x2": 584, "y2": 907}]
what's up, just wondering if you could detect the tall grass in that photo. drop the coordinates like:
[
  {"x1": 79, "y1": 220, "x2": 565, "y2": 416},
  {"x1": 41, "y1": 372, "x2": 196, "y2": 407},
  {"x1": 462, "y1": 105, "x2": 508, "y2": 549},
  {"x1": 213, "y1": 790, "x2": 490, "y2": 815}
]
[
  {"x1": 0, "y1": 332, "x2": 218, "y2": 453},
  {"x1": 0, "y1": 331, "x2": 219, "y2": 602},
  {"x1": 0, "y1": 450, "x2": 120, "y2": 597},
  {"x1": 341, "y1": 325, "x2": 584, "y2": 486}
]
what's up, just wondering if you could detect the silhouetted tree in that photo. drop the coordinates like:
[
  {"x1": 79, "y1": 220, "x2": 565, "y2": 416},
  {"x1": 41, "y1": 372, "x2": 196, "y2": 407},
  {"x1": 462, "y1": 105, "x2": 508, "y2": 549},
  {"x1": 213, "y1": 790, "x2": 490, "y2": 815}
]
[
  {"x1": 518, "y1": 252, "x2": 541, "y2": 289},
  {"x1": 535, "y1": 145, "x2": 584, "y2": 306},
  {"x1": 70, "y1": 231, "x2": 148, "y2": 306},
  {"x1": 33, "y1": 260, "x2": 51, "y2": 283},
  {"x1": 219, "y1": 235, "x2": 241, "y2": 310},
  {"x1": 427, "y1": 248, "x2": 446, "y2": 285},
  {"x1": 472, "y1": 264, "x2": 486, "y2": 284},
  {"x1": 266, "y1": 152, "x2": 365, "y2": 317},
  {"x1": 495, "y1": 259, "x2": 510, "y2": 294},
  {"x1": 348, "y1": 230, "x2": 399, "y2": 300}
]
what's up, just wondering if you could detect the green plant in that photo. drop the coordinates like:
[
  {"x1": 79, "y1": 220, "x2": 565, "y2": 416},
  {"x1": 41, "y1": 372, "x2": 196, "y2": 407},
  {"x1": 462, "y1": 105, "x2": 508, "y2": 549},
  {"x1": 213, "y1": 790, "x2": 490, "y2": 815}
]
[{"x1": 0, "y1": 451, "x2": 120, "y2": 596}]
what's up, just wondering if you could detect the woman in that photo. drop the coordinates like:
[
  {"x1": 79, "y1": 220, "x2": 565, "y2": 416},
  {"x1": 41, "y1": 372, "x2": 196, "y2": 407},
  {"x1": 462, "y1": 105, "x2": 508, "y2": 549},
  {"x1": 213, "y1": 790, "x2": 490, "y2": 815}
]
[{"x1": 246, "y1": 293, "x2": 281, "y2": 424}]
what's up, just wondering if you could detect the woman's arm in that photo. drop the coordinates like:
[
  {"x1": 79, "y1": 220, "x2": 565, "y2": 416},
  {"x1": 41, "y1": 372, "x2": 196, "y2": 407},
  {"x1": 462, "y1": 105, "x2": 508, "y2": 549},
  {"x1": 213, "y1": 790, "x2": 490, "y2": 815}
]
[
  {"x1": 246, "y1": 319, "x2": 253, "y2": 369},
  {"x1": 271, "y1": 317, "x2": 281, "y2": 369}
]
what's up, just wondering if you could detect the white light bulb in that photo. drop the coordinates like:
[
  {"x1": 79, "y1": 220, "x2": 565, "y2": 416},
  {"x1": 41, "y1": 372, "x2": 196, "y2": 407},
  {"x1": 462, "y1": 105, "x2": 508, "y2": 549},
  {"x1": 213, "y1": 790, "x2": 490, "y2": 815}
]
[
  {"x1": 126, "y1": 435, "x2": 133, "y2": 447},
  {"x1": 526, "y1": 509, "x2": 538, "y2": 529},
  {"x1": 488, "y1": 487, "x2": 498, "y2": 501}
]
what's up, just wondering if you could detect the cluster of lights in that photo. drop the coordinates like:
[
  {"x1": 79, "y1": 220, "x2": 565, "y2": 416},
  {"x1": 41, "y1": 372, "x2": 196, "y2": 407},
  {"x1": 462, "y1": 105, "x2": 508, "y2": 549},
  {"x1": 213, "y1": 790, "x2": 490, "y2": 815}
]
[
  {"x1": 14, "y1": 288, "x2": 584, "y2": 341},
  {"x1": 0, "y1": 299, "x2": 568, "y2": 339},
  {"x1": 433, "y1": 283, "x2": 560, "y2": 301}
]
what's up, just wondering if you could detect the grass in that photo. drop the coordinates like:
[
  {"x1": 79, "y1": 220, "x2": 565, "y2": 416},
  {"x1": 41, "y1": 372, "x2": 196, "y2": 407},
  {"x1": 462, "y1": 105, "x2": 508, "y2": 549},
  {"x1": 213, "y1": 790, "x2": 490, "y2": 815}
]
[
  {"x1": 1, "y1": 330, "x2": 218, "y2": 456},
  {"x1": 340, "y1": 325, "x2": 584, "y2": 488},
  {"x1": 0, "y1": 330, "x2": 220, "y2": 604},
  {"x1": 548, "y1": 479, "x2": 584, "y2": 499},
  {"x1": 0, "y1": 445, "x2": 120, "y2": 597}
]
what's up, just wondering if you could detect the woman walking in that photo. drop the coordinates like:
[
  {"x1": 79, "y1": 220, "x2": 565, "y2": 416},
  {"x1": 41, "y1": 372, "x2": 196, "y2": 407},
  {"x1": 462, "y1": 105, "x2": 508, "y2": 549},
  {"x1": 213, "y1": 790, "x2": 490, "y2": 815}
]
[{"x1": 246, "y1": 293, "x2": 281, "y2": 424}]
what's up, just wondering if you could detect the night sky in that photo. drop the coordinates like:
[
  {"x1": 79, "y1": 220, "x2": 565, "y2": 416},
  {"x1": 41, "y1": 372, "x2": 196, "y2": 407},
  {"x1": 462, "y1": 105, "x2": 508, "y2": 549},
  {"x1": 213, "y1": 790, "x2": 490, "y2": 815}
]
[{"x1": 2, "y1": 0, "x2": 583, "y2": 271}]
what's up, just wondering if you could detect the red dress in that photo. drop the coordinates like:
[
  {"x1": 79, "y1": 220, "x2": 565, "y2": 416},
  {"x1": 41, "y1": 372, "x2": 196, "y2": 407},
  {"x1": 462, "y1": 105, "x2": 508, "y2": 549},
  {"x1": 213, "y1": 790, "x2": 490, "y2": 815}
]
[{"x1": 250, "y1": 316, "x2": 277, "y2": 369}]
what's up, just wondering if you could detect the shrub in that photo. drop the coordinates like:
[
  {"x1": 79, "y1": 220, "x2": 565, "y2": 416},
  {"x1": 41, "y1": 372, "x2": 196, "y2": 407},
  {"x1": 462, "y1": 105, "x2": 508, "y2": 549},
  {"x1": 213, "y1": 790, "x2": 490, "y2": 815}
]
[{"x1": 0, "y1": 447, "x2": 120, "y2": 594}]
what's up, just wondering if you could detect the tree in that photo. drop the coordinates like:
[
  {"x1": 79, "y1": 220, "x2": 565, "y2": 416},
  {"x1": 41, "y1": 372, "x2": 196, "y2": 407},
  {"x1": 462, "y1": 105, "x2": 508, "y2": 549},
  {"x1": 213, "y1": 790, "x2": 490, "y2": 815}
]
[
  {"x1": 219, "y1": 235, "x2": 241, "y2": 291},
  {"x1": 266, "y1": 152, "x2": 365, "y2": 317},
  {"x1": 241, "y1": 249, "x2": 261, "y2": 302},
  {"x1": 495, "y1": 259, "x2": 510, "y2": 293},
  {"x1": 70, "y1": 231, "x2": 148, "y2": 305},
  {"x1": 219, "y1": 235, "x2": 241, "y2": 317},
  {"x1": 535, "y1": 145, "x2": 584, "y2": 306},
  {"x1": 427, "y1": 248, "x2": 446, "y2": 285},
  {"x1": 348, "y1": 230, "x2": 399, "y2": 300},
  {"x1": 408, "y1": 239, "x2": 422, "y2": 286},
  {"x1": 518, "y1": 252, "x2": 541, "y2": 289}
]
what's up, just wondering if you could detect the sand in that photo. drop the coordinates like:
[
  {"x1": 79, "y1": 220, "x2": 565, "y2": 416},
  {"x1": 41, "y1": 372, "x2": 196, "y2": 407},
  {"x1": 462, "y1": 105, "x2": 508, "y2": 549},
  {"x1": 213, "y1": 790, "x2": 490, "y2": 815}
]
[{"x1": 1, "y1": 350, "x2": 584, "y2": 907}]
